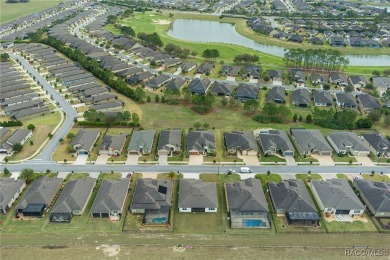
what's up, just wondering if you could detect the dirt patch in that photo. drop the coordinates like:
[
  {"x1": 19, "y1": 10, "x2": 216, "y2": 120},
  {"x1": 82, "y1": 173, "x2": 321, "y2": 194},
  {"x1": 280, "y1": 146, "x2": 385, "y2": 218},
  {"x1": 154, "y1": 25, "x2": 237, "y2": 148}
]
[
  {"x1": 152, "y1": 19, "x2": 171, "y2": 25},
  {"x1": 99, "y1": 244, "x2": 121, "y2": 258}
]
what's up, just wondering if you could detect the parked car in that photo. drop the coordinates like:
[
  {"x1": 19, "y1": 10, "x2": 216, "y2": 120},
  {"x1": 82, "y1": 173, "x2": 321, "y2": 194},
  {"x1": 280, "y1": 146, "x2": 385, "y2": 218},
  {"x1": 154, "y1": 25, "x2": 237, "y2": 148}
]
[
  {"x1": 240, "y1": 167, "x2": 252, "y2": 173},
  {"x1": 226, "y1": 169, "x2": 235, "y2": 174}
]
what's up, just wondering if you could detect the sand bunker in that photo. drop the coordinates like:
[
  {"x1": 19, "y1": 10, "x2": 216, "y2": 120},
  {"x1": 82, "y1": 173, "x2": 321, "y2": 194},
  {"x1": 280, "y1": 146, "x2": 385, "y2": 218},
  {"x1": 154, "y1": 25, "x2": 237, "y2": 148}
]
[{"x1": 152, "y1": 19, "x2": 171, "y2": 25}]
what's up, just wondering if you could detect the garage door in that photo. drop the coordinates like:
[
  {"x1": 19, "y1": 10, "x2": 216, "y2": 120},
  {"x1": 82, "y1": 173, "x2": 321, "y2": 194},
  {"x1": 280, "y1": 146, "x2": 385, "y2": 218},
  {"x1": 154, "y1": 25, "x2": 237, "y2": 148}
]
[
  {"x1": 189, "y1": 151, "x2": 199, "y2": 155},
  {"x1": 335, "y1": 210, "x2": 349, "y2": 215},
  {"x1": 92, "y1": 213, "x2": 100, "y2": 218},
  {"x1": 101, "y1": 213, "x2": 110, "y2": 218},
  {"x1": 284, "y1": 151, "x2": 294, "y2": 156},
  {"x1": 191, "y1": 208, "x2": 205, "y2": 213}
]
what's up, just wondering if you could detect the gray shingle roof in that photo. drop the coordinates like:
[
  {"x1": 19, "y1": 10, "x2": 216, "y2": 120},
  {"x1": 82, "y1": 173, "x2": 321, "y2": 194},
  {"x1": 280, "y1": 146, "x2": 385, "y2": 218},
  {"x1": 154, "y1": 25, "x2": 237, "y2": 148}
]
[
  {"x1": 226, "y1": 178, "x2": 268, "y2": 212},
  {"x1": 166, "y1": 78, "x2": 186, "y2": 90},
  {"x1": 312, "y1": 179, "x2": 364, "y2": 210},
  {"x1": 259, "y1": 130, "x2": 295, "y2": 154},
  {"x1": 188, "y1": 78, "x2": 211, "y2": 94},
  {"x1": 99, "y1": 133, "x2": 127, "y2": 152},
  {"x1": 267, "y1": 86, "x2": 286, "y2": 102},
  {"x1": 357, "y1": 94, "x2": 381, "y2": 110},
  {"x1": 313, "y1": 90, "x2": 333, "y2": 105},
  {"x1": 291, "y1": 129, "x2": 332, "y2": 154},
  {"x1": 50, "y1": 178, "x2": 96, "y2": 214},
  {"x1": 145, "y1": 75, "x2": 171, "y2": 89},
  {"x1": 225, "y1": 131, "x2": 258, "y2": 152},
  {"x1": 127, "y1": 130, "x2": 155, "y2": 152},
  {"x1": 210, "y1": 82, "x2": 235, "y2": 96},
  {"x1": 336, "y1": 92, "x2": 357, "y2": 107},
  {"x1": 70, "y1": 129, "x2": 100, "y2": 152},
  {"x1": 354, "y1": 179, "x2": 390, "y2": 214},
  {"x1": 362, "y1": 133, "x2": 390, "y2": 153},
  {"x1": 234, "y1": 83, "x2": 259, "y2": 100},
  {"x1": 131, "y1": 179, "x2": 172, "y2": 210},
  {"x1": 0, "y1": 178, "x2": 25, "y2": 211},
  {"x1": 269, "y1": 179, "x2": 318, "y2": 214},
  {"x1": 187, "y1": 131, "x2": 215, "y2": 152},
  {"x1": 16, "y1": 176, "x2": 63, "y2": 210},
  {"x1": 157, "y1": 130, "x2": 182, "y2": 151},
  {"x1": 328, "y1": 132, "x2": 370, "y2": 153},
  {"x1": 90, "y1": 178, "x2": 130, "y2": 214},
  {"x1": 292, "y1": 88, "x2": 310, "y2": 106},
  {"x1": 178, "y1": 179, "x2": 218, "y2": 209}
]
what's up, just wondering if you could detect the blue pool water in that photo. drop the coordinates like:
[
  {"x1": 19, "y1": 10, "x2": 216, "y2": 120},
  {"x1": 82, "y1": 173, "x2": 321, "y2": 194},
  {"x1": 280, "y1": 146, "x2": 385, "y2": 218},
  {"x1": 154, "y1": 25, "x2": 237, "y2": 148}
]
[
  {"x1": 152, "y1": 217, "x2": 167, "y2": 223},
  {"x1": 242, "y1": 219, "x2": 266, "y2": 227}
]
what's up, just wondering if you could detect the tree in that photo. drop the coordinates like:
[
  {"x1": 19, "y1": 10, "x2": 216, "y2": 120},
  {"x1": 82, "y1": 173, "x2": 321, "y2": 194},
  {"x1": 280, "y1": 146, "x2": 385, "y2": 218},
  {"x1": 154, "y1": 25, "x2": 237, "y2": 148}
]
[
  {"x1": 293, "y1": 114, "x2": 298, "y2": 122},
  {"x1": 134, "y1": 87, "x2": 146, "y2": 103},
  {"x1": 64, "y1": 159, "x2": 67, "y2": 164},
  {"x1": 66, "y1": 145, "x2": 75, "y2": 153},
  {"x1": 107, "y1": 15, "x2": 117, "y2": 24},
  {"x1": 372, "y1": 70, "x2": 380, "y2": 76},
  {"x1": 384, "y1": 115, "x2": 390, "y2": 127},
  {"x1": 66, "y1": 132, "x2": 75, "y2": 140},
  {"x1": 367, "y1": 109, "x2": 382, "y2": 123},
  {"x1": 191, "y1": 51, "x2": 198, "y2": 57},
  {"x1": 306, "y1": 114, "x2": 313, "y2": 123},
  {"x1": 203, "y1": 122, "x2": 209, "y2": 130},
  {"x1": 132, "y1": 113, "x2": 140, "y2": 124},
  {"x1": 202, "y1": 49, "x2": 220, "y2": 60},
  {"x1": 168, "y1": 171, "x2": 176, "y2": 180},
  {"x1": 4, "y1": 157, "x2": 9, "y2": 163},
  {"x1": 193, "y1": 121, "x2": 202, "y2": 130},
  {"x1": 147, "y1": 95, "x2": 151, "y2": 102},
  {"x1": 3, "y1": 167, "x2": 10, "y2": 176},
  {"x1": 0, "y1": 53, "x2": 10, "y2": 62},
  {"x1": 299, "y1": 115, "x2": 303, "y2": 122},
  {"x1": 155, "y1": 95, "x2": 160, "y2": 103},
  {"x1": 221, "y1": 98, "x2": 228, "y2": 106},
  {"x1": 12, "y1": 143, "x2": 23, "y2": 153},
  {"x1": 120, "y1": 26, "x2": 135, "y2": 37},
  {"x1": 27, "y1": 124, "x2": 35, "y2": 131},
  {"x1": 355, "y1": 117, "x2": 372, "y2": 129},
  {"x1": 19, "y1": 168, "x2": 36, "y2": 184},
  {"x1": 243, "y1": 99, "x2": 260, "y2": 113},
  {"x1": 322, "y1": 83, "x2": 331, "y2": 90},
  {"x1": 59, "y1": 138, "x2": 64, "y2": 143},
  {"x1": 267, "y1": 170, "x2": 271, "y2": 176}
]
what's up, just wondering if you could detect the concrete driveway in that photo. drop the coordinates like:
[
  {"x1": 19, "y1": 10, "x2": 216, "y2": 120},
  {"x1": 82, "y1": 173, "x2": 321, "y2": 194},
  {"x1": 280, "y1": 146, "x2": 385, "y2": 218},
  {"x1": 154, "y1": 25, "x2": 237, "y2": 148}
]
[
  {"x1": 249, "y1": 78, "x2": 258, "y2": 83},
  {"x1": 281, "y1": 173, "x2": 296, "y2": 180},
  {"x1": 158, "y1": 154, "x2": 168, "y2": 165},
  {"x1": 285, "y1": 156, "x2": 297, "y2": 166},
  {"x1": 96, "y1": 154, "x2": 110, "y2": 165},
  {"x1": 73, "y1": 155, "x2": 88, "y2": 165},
  {"x1": 189, "y1": 154, "x2": 203, "y2": 165},
  {"x1": 355, "y1": 156, "x2": 375, "y2": 166},
  {"x1": 226, "y1": 76, "x2": 235, "y2": 81},
  {"x1": 311, "y1": 154, "x2": 335, "y2": 166},
  {"x1": 0, "y1": 154, "x2": 7, "y2": 163},
  {"x1": 237, "y1": 154, "x2": 259, "y2": 166},
  {"x1": 125, "y1": 154, "x2": 139, "y2": 165}
]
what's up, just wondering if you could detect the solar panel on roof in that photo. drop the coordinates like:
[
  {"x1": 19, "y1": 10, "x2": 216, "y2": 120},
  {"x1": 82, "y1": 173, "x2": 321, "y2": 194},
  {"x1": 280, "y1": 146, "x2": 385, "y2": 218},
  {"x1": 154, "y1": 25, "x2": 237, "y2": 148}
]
[{"x1": 158, "y1": 185, "x2": 167, "y2": 194}]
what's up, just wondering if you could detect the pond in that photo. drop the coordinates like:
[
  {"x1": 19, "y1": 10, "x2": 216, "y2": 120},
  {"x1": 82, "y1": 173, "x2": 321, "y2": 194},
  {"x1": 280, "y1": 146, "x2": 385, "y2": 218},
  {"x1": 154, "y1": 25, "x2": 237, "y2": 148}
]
[{"x1": 168, "y1": 19, "x2": 390, "y2": 66}]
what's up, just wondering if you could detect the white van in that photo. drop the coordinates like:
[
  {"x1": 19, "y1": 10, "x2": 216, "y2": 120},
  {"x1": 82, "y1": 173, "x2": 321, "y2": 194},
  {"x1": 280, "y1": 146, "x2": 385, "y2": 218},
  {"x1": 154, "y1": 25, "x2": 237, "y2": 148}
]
[{"x1": 240, "y1": 167, "x2": 252, "y2": 173}]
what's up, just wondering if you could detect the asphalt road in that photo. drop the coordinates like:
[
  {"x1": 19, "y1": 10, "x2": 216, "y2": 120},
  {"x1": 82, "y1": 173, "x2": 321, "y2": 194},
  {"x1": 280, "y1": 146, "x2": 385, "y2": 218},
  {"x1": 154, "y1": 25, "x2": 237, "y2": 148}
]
[
  {"x1": 11, "y1": 54, "x2": 77, "y2": 162},
  {"x1": 1, "y1": 163, "x2": 389, "y2": 175}
]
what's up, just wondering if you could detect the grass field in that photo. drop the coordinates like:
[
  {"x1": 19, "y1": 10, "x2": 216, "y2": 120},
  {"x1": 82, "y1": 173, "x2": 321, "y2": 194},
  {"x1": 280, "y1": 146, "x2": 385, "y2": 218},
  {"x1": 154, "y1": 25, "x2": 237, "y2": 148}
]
[
  {"x1": 296, "y1": 174, "x2": 323, "y2": 181},
  {"x1": 0, "y1": 0, "x2": 68, "y2": 25},
  {"x1": 324, "y1": 213, "x2": 378, "y2": 233},
  {"x1": 332, "y1": 155, "x2": 357, "y2": 163}
]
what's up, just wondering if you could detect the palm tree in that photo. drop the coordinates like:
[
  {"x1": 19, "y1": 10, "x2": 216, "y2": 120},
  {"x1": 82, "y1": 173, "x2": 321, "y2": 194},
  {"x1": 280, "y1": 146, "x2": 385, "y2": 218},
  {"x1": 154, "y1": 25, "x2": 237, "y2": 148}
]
[{"x1": 168, "y1": 171, "x2": 176, "y2": 180}]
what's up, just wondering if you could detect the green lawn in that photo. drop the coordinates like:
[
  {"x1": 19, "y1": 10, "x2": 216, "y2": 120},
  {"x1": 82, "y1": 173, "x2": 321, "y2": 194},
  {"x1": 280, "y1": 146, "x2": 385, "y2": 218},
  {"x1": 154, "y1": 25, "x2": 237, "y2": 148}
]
[
  {"x1": 273, "y1": 215, "x2": 326, "y2": 234},
  {"x1": 332, "y1": 155, "x2": 357, "y2": 163},
  {"x1": 362, "y1": 174, "x2": 390, "y2": 182},
  {"x1": 0, "y1": 0, "x2": 69, "y2": 25},
  {"x1": 255, "y1": 174, "x2": 282, "y2": 189},
  {"x1": 199, "y1": 173, "x2": 241, "y2": 182},
  {"x1": 65, "y1": 173, "x2": 89, "y2": 180},
  {"x1": 259, "y1": 154, "x2": 286, "y2": 163},
  {"x1": 99, "y1": 172, "x2": 122, "y2": 179},
  {"x1": 324, "y1": 213, "x2": 378, "y2": 233},
  {"x1": 336, "y1": 174, "x2": 349, "y2": 179}
]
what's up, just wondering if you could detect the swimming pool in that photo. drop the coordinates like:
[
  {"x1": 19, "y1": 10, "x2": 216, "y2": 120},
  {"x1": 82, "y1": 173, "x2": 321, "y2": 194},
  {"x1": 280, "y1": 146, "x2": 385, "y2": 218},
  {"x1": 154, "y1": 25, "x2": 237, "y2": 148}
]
[
  {"x1": 242, "y1": 219, "x2": 266, "y2": 227},
  {"x1": 152, "y1": 217, "x2": 167, "y2": 223}
]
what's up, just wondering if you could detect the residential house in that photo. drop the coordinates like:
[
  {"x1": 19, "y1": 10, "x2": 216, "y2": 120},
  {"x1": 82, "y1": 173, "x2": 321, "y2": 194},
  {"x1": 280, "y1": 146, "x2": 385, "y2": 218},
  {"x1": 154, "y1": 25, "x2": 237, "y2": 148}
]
[
  {"x1": 335, "y1": 92, "x2": 357, "y2": 108},
  {"x1": 187, "y1": 131, "x2": 216, "y2": 156},
  {"x1": 234, "y1": 84, "x2": 259, "y2": 101},
  {"x1": 353, "y1": 179, "x2": 390, "y2": 218},
  {"x1": 349, "y1": 75, "x2": 368, "y2": 89},
  {"x1": 327, "y1": 132, "x2": 371, "y2": 156},
  {"x1": 290, "y1": 69, "x2": 305, "y2": 87},
  {"x1": 69, "y1": 129, "x2": 100, "y2": 155},
  {"x1": 242, "y1": 65, "x2": 262, "y2": 79},
  {"x1": 126, "y1": 71, "x2": 155, "y2": 85},
  {"x1": 90, "y1": 178, "x2": 130, "y2": 220},
  {"x1": 267, "y1": 86, "x2": 286, "y2": 103},
  {"x1": 98, "y1": 133, "x2": 127, "y2": 156},
  {"x1": 181, "y1": 62, "x2": 197, "y2": 72},
  {"x1": 258, "y1": 129, "x2": 295, "y2": 156},
  {"x1": 130, "y1": 179, "x2": 173, "y2": 224},
  {"x1": 166, "y1": 78, "x2": 186, "y2": 91},
  {"x1": 372, "y1": 77, "x2": 390, "y2": 94},
  {"x1": 313, "y1": 90, "x2": 333, "y2": 107},
  {"x1": 127, "y1": 130, "x2": 155, "y2": 155},
  {"x1": 290, "y1": 128, "x2": 333, "y2": 156},
  {"x1": 0, "y1": 127, "x2": 10, "y2": 142},
  {"x1": 15, "y1": 176, "x2": 63, "y2": 218},
  {"x1": 210, "y1": 82, "x2": 235, "y2": 97},
  {"x1": 90, "y1": 101, "x2": 124, "y2": 112},
  {"x1": 310, "y1": 37, "x2": 324, "y2": 45},
  {"x1": 220, "y1": 65, "x2": 241, "y2": 77},
  {"x1": 357, "y1": 94, "x2": 381, "y2": 113},
  {"x1": 0, "y1": 179, "x2": 26, "y2": 214},
  {"x1": 289, "y1": 34, "x2": 303, "y2": 43},
  {"x1": 362, "y1": 133, "x2": 390, "y2": 157},
  {"x1": 226, "y1": 178, "x2": 270, "y2": 228},
  {"x1": 157, "y1": 129, "x2": 182, "y2": 156},
  {"x1": 0, "y1": 129, "x2": 32, "y2": 155},
  {"x1": 188, "y1": 78, "x2": 212, "y2": 95},
  {"x1": 224, "y1": 131, "x2": 258, "y2": 156},
  {"x1": 292, "y1": 88, "x2": 310, "y2": 107},
  {"x1": 196, "y1": 63, "x2": 215, "y2": 74},
  {"x1": 145, "y1": 75, "x2": 171, "y2": 90},
  {"x1": 311, "y1": 179, "x2": 365, "y2": 217},
  {"x1": 49, "y1": 178, "x2": 96, "y2": 223},
  {"x1": 178, "y1": 179, "x2": 218, "y2": 213},
  {"x1": 311, "y1": 74, "x2": 327, "y2": 86},
  {"x1": 269, "y1": 179, "x2": 320, "y2": 225},
  {"x1": 329, "y1": 36, "x2": 346, "y2": 47},
  {"x1": 162, "y1": 58, "x2": 182, "y2": 68},
  {"x1": 329, "y1": 73, "x2": 348, "y2": 86},
  {"x1": 266, "y1": 70, "x2": 283, "y2": 85}
]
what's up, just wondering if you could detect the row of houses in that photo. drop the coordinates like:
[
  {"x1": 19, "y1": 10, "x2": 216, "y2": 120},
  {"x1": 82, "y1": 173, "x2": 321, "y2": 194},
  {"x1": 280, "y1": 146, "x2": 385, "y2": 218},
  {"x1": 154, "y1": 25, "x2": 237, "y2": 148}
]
[
  {"x1": 69, "y1": 128, "x2": 390, "y2": 159},
  {"x1": 13, "y1": 43, "x2": 125, "y2": 113},
  {"x1": 0, "y1": 128, "x2": 33, "y2": 156},
  {"x1": 0, "y1": 61, "x2": 50, "y2": 120}
]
